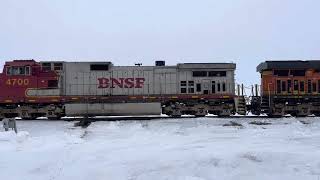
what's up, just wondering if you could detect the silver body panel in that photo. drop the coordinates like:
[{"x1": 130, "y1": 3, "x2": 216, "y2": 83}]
[
  {"x1": 39, "y1": 61, "x2": 236, "y2": 116},
  {"x1": 65, "y1": 103, "x2": 161, "y2": 116},
  {"x1": 40, "y1": 62, "x2": 236, "y2": 96}
]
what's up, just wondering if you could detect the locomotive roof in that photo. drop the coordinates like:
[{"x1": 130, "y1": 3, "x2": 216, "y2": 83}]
[
  {"x1": 177, "y1": 63, "x2": 236, "y2": 69},
  {"x1": 38, "y1": 61, "x2": 236, "y2": 69},
  {"x1": 5, "y1": 59, "x2": 38, "y2": 66},
  {"x1": 257, "y1": 60, "x2": 320, "y2": 72}
]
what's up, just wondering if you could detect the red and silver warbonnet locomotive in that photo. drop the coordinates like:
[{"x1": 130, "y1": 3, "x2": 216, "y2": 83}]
[{"x1": 0, "y1": 60, "x2": 242, "y2": 119}]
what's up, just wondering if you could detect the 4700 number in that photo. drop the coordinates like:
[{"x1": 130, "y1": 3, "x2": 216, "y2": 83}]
[{"x1": 6, "y1": 79, "x2": 30, "y2": 86}]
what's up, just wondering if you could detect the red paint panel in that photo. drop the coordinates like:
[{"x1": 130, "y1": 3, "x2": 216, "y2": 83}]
[{"x1": 0, "y1": 60, "x2": 58, "y2": 103}]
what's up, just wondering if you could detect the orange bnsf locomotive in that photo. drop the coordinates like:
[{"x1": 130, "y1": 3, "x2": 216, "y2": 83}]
[
  {"x1": 0, "y1": 60, "x2": 241, "y2": 119},
  {"x1": 251, "y1": 60, "x2": 320, "y2": 117}
]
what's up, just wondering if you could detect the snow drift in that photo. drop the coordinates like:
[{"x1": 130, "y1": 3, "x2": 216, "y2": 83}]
[{"x1": 0, "y1": 118, "x2": 320, "y2": 180}]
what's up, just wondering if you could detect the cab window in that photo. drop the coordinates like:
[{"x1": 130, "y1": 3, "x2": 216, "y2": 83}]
[
  {"x1": 25, "y1": 66, "x2": 31, "y2": 75},
  {"x1": 6, "y1": 66, "x2": 31, "y2": 75},
  {"x1": 294, "y1": 80, "x2": 299, "y2": 91},
  {"x1": 300, "y1": 81, "x2": 305, "y2": 92}
]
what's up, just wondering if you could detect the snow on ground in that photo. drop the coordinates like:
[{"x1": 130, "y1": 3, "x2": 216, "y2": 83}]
[{"x1": 1, "y1": 117, "x2": 320, "y2": 180}]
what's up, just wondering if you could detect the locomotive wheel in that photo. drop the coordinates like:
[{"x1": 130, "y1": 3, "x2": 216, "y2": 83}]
[
  {"x1": 22, "y1": 114, "x2": 39, "y2": 120},
  {"x1": 289, "y1": 112, "x2": 298, "y2": 117},
  {"x1": 21, "y1": 113, "x2": 41, "y2": 120}
]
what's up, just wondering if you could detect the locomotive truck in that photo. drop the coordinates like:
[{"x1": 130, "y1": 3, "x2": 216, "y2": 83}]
[{"x1": 0, "y1": 60, "x2": 243, "y2": 119}]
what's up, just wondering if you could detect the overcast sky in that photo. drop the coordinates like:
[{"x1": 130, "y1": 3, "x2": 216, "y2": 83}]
[{"x1": 1, "y1": 0, "x2": 320, "y2": 85}]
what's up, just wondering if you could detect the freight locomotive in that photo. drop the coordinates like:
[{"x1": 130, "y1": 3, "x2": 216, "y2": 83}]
[
  {"x1": 0, "y1": 60, "x2": 242, "y2": 119},
  {"x1": 250, "y1": 60, "x2": 320, "y2": 117}
]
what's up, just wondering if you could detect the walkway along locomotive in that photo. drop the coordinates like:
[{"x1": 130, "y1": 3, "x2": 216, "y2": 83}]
[{"x1": 0, "y1": 60, "x2": 244, "y2": 119}]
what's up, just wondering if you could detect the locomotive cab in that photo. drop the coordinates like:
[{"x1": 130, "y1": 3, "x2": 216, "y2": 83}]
[
  {"x1": 0, "y1": 60, "x2": 63, "y2": 119},
  {"x1": 0, "y1": 60, "x2": 60, "y2": 103}
]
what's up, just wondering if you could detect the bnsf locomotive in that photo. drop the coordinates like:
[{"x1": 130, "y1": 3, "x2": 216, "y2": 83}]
[
  {"x1": 251, "y1": 60, "x2": 320, "y2": 117},
  {"x1": 0, "y1": 60, "x2": 241, "y2": 119},
  {"x1": 2, "y1": 59, "x2": 319, "y2": 119}
]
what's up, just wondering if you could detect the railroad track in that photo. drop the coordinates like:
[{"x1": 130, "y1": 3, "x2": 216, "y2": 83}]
[{"x1": 18, "y1": 115, "x2": 318, "y2": 122}]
